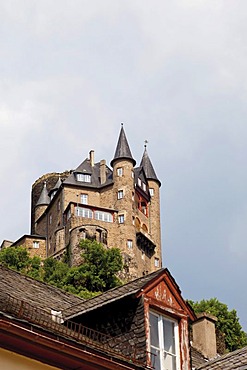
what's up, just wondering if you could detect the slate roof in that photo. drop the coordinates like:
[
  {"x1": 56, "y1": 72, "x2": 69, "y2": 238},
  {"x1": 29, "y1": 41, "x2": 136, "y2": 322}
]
[
  {"x1": 0, "y1": 265, "x2": 84, "y2": 312},
  {"x1": 36, "y1": 181, "x2": 50, "y2": 206},
  {"x1": 191, "y1": 347, "x2": 208, "y2": 369},
  {"x1": 64, "y1": 268, "x2": 165, "y2": 320},
  {"x1": 140, "y1": 147, "x2": 161, "y2": 187},
  {"x1": 196, "y1": 346, "x2": 247, "y2": 369},
  {"x1": 49, "y1": 175, "x2": 62, "y2": 196},
  {"x1": 111, "y1": 125, "x2": 136, "y2": 167},
  {"x1": 63, "y1": 159, "x2": 113, "y2": 188}
]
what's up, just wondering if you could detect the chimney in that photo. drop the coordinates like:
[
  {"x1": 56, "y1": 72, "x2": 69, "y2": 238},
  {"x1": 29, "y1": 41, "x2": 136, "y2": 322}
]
[
  {"x1": 192, "y1": 313, "x2": 217, "y2": 360},
  {"x1": 89, "y1": 150, "x2": 94, "y2": 167},
  {"x1": 100, "y1": 160, "x2": 106, "y2": 184}
]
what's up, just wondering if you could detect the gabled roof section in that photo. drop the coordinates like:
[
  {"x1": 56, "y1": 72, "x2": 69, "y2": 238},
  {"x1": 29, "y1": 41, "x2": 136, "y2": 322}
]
[
  {"x1": 49, "y1": 175, "x2": 62, "y2": 196},
  {"x1": 196, "y1": 345, "x2": 247, "y2": 369},
  {"x1": 140, "y1": 146, "x2": 161, "y2": 187},
  {"x1": 64, "y1": 269, "x2": 164, "y2": 320},
  {"x1": 0, "y1": 265, "x2": 84, "y2": 312},
  {"x1": 36, "y1": 181, "x2": 50, "y2": 206},
  {"x1": 63, "y1": 159, "x2": 113, "y2": 189},
  {"x1": 111, "y1": 125, "x2": 136, "y2": 167}
]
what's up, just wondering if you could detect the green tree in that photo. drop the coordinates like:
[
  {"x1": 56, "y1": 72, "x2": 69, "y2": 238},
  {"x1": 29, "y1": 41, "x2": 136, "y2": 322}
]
[{"x1": 189, "y1": 298, "x2": 247, "y2": 352}]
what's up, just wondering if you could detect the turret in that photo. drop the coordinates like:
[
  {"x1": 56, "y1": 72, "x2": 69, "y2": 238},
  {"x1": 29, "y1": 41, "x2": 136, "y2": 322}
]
[{"x1": 34, "y1": 181, "x2": 50, "y2": 228}]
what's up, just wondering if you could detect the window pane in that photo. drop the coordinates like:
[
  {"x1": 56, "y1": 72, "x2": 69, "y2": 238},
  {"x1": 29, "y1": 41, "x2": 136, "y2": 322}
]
[
  {"x1": 149, "y1": 313, "x2": 159, "y2": 348},
  {"x1": 164, "y1": 352, "x2": 176, "y2": 370},
  {"x1": 163, "y1": 318, "x2": 175, "y2": 353},
  {"x1": 151, "y1": 348, "x2": 161, "y2": 370}
]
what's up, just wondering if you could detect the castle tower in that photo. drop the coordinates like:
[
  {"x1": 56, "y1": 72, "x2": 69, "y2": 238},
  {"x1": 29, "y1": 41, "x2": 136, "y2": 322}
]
[
  {"x1": 140, "y1": 143, "x2": 162, "y2": 268},
  {"x1": 34, "y1": 181, "x2": 50, "y2": 231}
]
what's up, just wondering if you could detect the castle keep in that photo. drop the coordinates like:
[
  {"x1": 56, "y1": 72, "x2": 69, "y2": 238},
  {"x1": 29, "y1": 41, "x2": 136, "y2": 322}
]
[{"x1": 9, "y1": 126, "x2": 162, "y2": 279}]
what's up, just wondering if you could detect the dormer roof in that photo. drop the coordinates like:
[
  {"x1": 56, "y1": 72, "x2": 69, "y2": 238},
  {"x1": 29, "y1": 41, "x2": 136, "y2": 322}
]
[
  {"x1": 111, "y1": 125, "x2": 136, "y2": 167},
  {"x1": 49, "y1": 176, "x2": 62, "y2": 196},
  {"x1": 36, "y1": 181, "x2": 50, "y2": 207},
  {"x1": 140, "y1": 146, "x2": 161, "y2": 187}
]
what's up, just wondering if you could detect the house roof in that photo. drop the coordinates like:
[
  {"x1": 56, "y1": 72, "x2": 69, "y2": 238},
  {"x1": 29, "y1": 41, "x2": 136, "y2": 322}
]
[
  {"x1": 140, "y1": 146, "x2": 161, "y2": 187},
  {"x1": 111, "y1": 125, "x2": 136, "y2": 167},
  {"x1": 195, "y1": 345, "x2": 247, "y2": 370},
  {"x1": 0, "y1": 265, "x2": 83, "y2": 312},
  {"x1": 64, "y1": 269, "x2": 165, "y2": 319},
  {"x1": 63, "y1": 159, "x2": 113, "y2": 189}
]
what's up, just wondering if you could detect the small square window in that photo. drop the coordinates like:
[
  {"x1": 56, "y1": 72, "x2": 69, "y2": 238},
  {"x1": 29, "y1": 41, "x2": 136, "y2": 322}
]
[
  {"x1": 154, "y1": 257, "x2": 160, "y2": 267},
  {"x1": 127, "y1": 240, "x2": 133, "y2": 249},
  {"x1": 117, "y1": 190, "x2": 123, "y2": 199},
  {"x1": 117, "y1": 167, "x2": 123, "y2": 176},
  {"x1": 81, "y1": 194, "x2": 88, "y2": 204},
  {"x1": 33, "y1": 241, "x2": 39, "y2": 249},
  {"x1": 150, "y1": 188, "x2": 154, "y2": 196},
  {"x1": 118, "y1": 214, "x2": 124, "y2": 224}
]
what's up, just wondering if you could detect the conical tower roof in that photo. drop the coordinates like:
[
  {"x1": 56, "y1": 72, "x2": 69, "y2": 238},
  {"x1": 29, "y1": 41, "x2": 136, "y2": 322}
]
[
  {"x1": 36, "y1": 181, "x2": 50, "y2": 206},
  {"x1": 140, "y1": 144, "x2": 161, "y2": 187},
  {"x1": 49, "y1": 175, "x2": 62, "y2": 196},
  {"x1": 111, "y1": 124, "x2": 136, "y2": 167}
]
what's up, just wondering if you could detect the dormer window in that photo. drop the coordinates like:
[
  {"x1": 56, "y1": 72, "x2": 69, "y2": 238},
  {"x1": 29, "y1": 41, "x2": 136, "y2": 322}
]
[
  {"x1": 138, "y1": 178, "x2": 142, "y2": 187},
  {"x1": 143, "y1": 183, "x2": 146, "y2": 191},
  {"x1": 149, "y1": 311, "x2": 180, "y2": 370},
  {"x1": 76, "y1": 173, "x2": 91, "y2": 182}
]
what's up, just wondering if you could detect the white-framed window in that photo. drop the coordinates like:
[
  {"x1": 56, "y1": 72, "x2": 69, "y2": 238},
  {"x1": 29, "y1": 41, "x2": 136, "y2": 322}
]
[
  {"x1": 81, "y1": 193, "x2": 88, "y2": 204},
  {"x1": 150, "y1": 188, "x2": 154, "y2": 196},
  {"x1": 131, "y1": 171, "x2": 134, "y2": 178},
  {"x1": 154, "y1": 257, "x2": 160, "y2": 267},
  {"x1": 127, "y1": 239, "x2": 133, "y2": 249},
  {"x1": 118, "y1": 214, "x2": 124, "y2": 224},
  {"x1": 95, "y1": 210, "x2": 113, "y2": 223},
  {"x1": 76, "y1": 207, "x2": 93, "y2": 219},
  {"x1": 117, "y1": 167, "x2": 123, "y2": 177},
  {"x1": 143, "y1": 183, "x2": 147, "y2": 191},
  {"x1": 149, "y1": 311, "x2": 180, "y2": 370},
  {"x1": 49, "y1": 214, "x2": 52, "y2": 225},
  {"x1": 33, "y1": 241, "x2": 39, "y2": 249},
  {"x1": 138, "y1": 178, "x2": 142, "y2": 187},
  {"x1": 76, "y1": 173, "x2": 91, "y2": 182},
  {"x1": 117, "y1": 190, "x2": 124, "y2": 199}
]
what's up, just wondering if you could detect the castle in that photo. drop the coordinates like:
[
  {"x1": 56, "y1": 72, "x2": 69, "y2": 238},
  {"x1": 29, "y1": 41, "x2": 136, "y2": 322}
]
[{"x1": 4, "y1": 125, "x2": 162, "y2": 279}]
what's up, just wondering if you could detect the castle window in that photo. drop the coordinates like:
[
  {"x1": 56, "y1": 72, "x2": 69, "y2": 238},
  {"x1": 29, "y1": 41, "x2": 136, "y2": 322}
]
[
  {"x1": 57, "y1": 200, "x2": 61, "y2": 211},
  {"x1": 33, "y1": 241, "x2": 39, "y2": 249},
  {"x1": 81, "y1": 193, "x2": 88, "y2": 204},
  {"x1": 154, "y1": 257, "x2": 160, "y2": 267},
  {"x1": 117, "y1": 190, "x2": 123, "y2": 199},
  {"x1": 117, "y1": 167, "x2": 123, "y2": 177},
  {"x1": 118, "y1": 214, "x2": 124, "y2": 224},
  {"x1": 143, "y1": 183, "x2": 146, "y2": 191},
  {"x1": 76, "y1": 173, "x2": 91, "y2": 182},
  {"x1": 150, "y1": 188, "x2": 154, "y2": 196},
  {"x1": 76, "y1": 207, "x2": 93, "y2": 219},
  {"x1": 149, "y1": 312, "x2": 180, "y2": 370},
  {"x1": 95, "y1": 210, "x2": 113, "y2": 223},
  {"x1": 138, "y1": 178, "x2": 142, "y2": 187},
  {"x1": 127, "y1": 239, "x2": 133, "y2": 249},
  {"x1": 49, "y1": 215, "x2": 52, "y2": 224}
]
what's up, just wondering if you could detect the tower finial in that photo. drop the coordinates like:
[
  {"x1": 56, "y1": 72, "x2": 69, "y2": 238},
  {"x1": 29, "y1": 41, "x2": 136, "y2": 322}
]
[
  {"x1": 144, "y1": 140, "x2": 148, "y2": 148},
  {"x1": 121, "y1": 122, "x2": 124, "y2": 127}
]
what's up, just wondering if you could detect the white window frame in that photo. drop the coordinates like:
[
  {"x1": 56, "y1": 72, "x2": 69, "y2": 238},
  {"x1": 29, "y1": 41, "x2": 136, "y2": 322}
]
[
  {"x1": 127, "y1": 239, "x2": 133, "y2": 249},
  {"x1": 138, "y1": 178, "x2": 142, "y2": 187},
  {"x1": 76, "y1": 173, "x2": 91, "y2": 182},
  {"x1": 95, "y1": 210, "x2": 113, "y2": 223},
  {"x1": 150, "y1": 188, "x2": 154, "y2": 197},
  {"x1": 154, "y1": 257, "x2": 160, "y2": 267},
  {"x1": 33, "y1": 241, "x2": 40, "y2": 249},
  {"x1": 149, "y1": 311, "x2": 180, "y2": 370},
  {"x1": 117, "y1": 167, "x2": 123, "y2": 177},
  {"x1": 118, "y1": 214, "x2": 124, "y2": 224},
  {"x1": 81, "y1": 193, "x2": 88, "y2": 204},
  {"x1": 76, "y1": 207, "x2": 93, "y2": 219},
  {"x1": 143, "y1": 183, "x2": 147, "y2": 191},
  {"x1": 117, "y1": 190, "x2": 124, "y2": 199}
]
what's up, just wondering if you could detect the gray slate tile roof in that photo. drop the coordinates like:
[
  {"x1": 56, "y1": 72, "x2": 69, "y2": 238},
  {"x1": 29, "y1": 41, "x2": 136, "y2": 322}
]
[
  {"x1": 0, "y1": 265, "x2": 83, "y2": 313},
  {"x1": 36, "y1": 181, "x2": 50, "y2": 206},
  {"x1": 111, "y1": 125, "x2": 136, "y2": 167},
  {"x1": 64, "y1": 268, "x2": 165, "y2": 320},
  {"x1": 140, "y1": 147, "x2": 161, "y2": 186},
  {"x1": 63, "y1": 159, "x2": 113, "y2": 188},
  {"x1": 196, "y1": 346, "x2": 247, "y2": 370}
]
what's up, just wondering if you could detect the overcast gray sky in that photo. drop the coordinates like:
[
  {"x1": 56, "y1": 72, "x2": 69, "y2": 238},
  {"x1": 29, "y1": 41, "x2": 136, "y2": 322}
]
[{"x1": 1, "y1": 0, "x2": 247, "y2": 330}]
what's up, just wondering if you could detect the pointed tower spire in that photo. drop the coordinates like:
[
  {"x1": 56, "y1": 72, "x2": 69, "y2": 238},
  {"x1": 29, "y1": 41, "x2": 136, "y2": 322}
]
[
  {"x1": 36, "y1": 181, "x2": 50, "y2": 206},
  {"x1": 140, "y1": 141, "x2": 161, "y2": 187},
  {"x1": 49, "y1": 175, "x2": 62, "y2": 197},
  {"x1": 111, "y1": 124, "x2": 136, "y2": 167}
]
